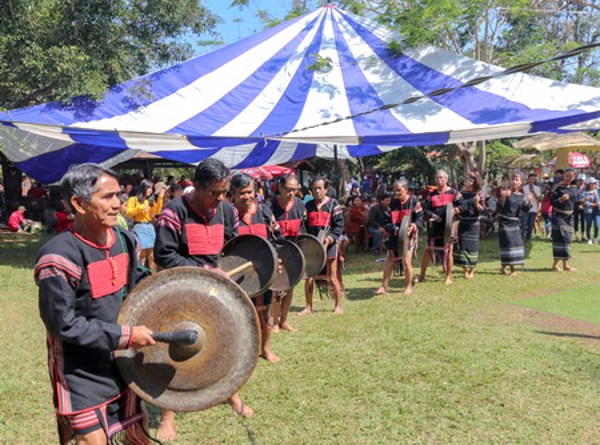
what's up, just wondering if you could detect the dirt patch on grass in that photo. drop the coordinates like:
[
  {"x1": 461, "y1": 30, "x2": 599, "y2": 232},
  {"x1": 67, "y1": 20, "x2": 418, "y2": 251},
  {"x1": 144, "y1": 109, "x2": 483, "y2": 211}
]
[{"x1": 478, "y1": 305, "x2": 600, "y2": 349}]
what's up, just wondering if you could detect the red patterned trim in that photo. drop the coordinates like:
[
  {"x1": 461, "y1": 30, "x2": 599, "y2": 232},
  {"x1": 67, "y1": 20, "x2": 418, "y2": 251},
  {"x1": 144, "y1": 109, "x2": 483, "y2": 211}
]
[
  {"x1": 58, "y1": 391, "x2": 125, "y2": 416},
  {"x1": 117, "y1": 325, "x2": 132, "y2": 350},
  {"x1": 49, "y1": 334, "x2": 73, "y2": 414},
  {"x1": 35, "y1": 254, "x2": 82, "y2": 281},
  {"x1": 158, "y1": 208, "x2": 182, "y2": 231},
  {"x1": 67, "y1": 410, "x2": 100, "y2": 430}
]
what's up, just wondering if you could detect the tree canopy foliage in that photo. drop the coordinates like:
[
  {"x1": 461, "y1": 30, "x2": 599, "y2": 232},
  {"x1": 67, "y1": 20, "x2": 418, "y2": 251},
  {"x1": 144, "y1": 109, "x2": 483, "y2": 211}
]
[{"x1": 0, "y1": 0, "x2": 219, "y2": 109}]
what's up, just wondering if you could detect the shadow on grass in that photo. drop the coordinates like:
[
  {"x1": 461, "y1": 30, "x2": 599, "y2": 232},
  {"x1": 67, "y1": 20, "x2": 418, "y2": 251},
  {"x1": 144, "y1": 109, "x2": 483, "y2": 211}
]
[
  {"x1": 346, "y1": 289, "x2": 377, "y2": 301},
  {"x1": 0, "y1": 233, "x2": 47, "y2": 269},
  {"x1": 534, "y1": 330, "x2": 600, "y2": 341}
]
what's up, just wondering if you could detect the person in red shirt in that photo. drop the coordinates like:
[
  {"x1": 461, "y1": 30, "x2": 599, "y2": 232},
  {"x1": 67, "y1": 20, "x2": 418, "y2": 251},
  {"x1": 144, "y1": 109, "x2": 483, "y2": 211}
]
[{"x1": 8, "y1": 206, "x2": 33, "y2": 232}]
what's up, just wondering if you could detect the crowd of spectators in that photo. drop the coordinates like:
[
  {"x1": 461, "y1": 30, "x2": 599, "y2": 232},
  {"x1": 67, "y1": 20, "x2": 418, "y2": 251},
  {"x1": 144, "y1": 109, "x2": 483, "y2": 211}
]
[{"x1": 2, "y1": 167, "x2": 599, "y2": 251}]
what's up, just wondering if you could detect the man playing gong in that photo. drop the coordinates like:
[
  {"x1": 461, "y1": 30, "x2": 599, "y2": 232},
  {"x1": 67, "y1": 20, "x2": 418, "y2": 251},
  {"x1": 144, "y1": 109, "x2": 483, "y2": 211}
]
[
  {"x1": 419, "y1": 170, "x2": 463, "y2": 285},
  {"x1": 299, "y1": 176, "x2": 345, "y2": 315},
  {"x1": 154, "y1": 158, "x2": 251, "y2": 442},
  {"x1": 35, "y1": 163, "x2": 156, "y2": 445},
  {"x1": 376, "y1": 179, "x2": 423, "y2": 295},
  {"x1": 266, "y1": 173, "x2": 306, "y2": 332},
  {"x1": 229, "y1": 172, "x2": 282, "y2": 362}
]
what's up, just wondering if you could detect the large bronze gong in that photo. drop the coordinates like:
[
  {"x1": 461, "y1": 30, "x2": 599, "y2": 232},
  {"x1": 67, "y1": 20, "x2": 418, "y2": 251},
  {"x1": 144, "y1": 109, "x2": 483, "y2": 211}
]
[
  {"x1": 295, "y1": 233, "x2": 327, "y2": 278},
  {"x1": 114, "y1": 267, "x2": 260, "y2": 412},
  {"x1": 270, "y1": 239, "x2": 306, "y2": 292},
  {"x1": 218, "y1": 234, "x2": 277, "y2": 296}
]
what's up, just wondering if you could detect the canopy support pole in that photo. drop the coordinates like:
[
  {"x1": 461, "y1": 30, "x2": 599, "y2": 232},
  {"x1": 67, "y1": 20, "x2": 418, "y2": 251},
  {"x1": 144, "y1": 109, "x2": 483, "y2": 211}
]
[{"x1": 333, "y1": 144, "x2": 340, "y2": 197}]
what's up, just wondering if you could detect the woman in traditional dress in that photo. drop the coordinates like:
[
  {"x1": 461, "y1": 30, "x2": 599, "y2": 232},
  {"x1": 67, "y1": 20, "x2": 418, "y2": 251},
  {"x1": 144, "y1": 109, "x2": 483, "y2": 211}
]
[
  {"x1": 497, "y1": 172, "x2": 532, "y2": 276},
  {"x1": 454, "y1": 172, "x2": 485, "y2": 279},
  {"x1": 550, "y1": 169, "x2": 579, "y2": 271}
]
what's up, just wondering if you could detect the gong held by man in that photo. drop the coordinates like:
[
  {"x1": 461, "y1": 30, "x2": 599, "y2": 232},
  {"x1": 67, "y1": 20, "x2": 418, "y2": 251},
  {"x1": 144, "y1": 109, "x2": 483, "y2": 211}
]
[{"x1": 36, "y1": 160, "x2": 276, "y2": 444}]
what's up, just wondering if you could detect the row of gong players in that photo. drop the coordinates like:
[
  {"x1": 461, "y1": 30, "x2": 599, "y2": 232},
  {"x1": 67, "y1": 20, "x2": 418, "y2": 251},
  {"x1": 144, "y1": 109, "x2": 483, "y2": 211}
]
[
  {"x1": 35, "y1": 158, "x2": 346, "y2": 445},
  {"x1": 149, "y1": 158, "x2": 347, "y2": 441},
  {"x1": 34, "y1": 157, "x2": 461, "y2": 444}
]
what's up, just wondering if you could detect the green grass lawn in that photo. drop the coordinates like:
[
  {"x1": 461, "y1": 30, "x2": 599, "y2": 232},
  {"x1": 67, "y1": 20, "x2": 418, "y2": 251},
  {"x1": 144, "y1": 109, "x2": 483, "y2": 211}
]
[
  {"x1": 514, "y1": 284, "x2": 600, "y2": 324},
  {"x1": 2, "y1": 232, "x2": 600, "y2": 444}
]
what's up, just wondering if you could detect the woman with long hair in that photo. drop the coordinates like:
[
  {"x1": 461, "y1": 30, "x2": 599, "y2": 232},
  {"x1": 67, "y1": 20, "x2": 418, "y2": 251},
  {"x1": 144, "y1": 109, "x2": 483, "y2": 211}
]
[
  {"x1": 126, "y1": 179, "x2": 163, "y2": 271},
  {"x1": 497, "y1": 172, "x2": 532, "y2": 276},
  {"x1": 454, "y1": 172, "x2": 485, "y2": 279}
]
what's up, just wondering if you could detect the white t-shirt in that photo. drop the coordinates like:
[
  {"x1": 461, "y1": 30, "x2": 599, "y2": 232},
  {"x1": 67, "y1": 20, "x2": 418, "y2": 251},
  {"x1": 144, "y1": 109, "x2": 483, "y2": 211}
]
[{"x1": 523, "y1": 184, "x2": 541, "y2": 213}]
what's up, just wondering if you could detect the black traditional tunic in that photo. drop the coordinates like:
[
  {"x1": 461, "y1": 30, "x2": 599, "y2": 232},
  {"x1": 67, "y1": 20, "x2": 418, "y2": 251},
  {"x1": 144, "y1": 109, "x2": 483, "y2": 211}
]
[
  {"x1": 35, "y1": 228, "x2": 151, "y2": 444},
  {"x1": 267, "y1": 196, "x2": 306, "y2": 240},
  {"x1": 498, "y1": 192, "x2": 531, "y2": 266},
  {"x1": 551, "y1": 183, "x2": 580, "y2": 260},
  {"x1": 155, "y1": 195, "x2": 238, "y2": 269},
  {"x1": 423, "y1": 188, "x2": 463, "y2": 268},
  {"x1": 305, "y1": 197, "x2": 344, "y2": 259},
  {"x1": 384, "y1": 195, "x2": 423, "y2": 254},
  {"x1": 453, "y1": 190, "x2": 483, "y2": 267}
]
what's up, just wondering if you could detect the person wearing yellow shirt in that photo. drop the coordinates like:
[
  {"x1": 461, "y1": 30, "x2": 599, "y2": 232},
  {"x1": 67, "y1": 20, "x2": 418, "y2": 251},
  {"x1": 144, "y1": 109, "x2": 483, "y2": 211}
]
[{"x1": 127, "y1": 179, "x2": 164, "y2": 271}]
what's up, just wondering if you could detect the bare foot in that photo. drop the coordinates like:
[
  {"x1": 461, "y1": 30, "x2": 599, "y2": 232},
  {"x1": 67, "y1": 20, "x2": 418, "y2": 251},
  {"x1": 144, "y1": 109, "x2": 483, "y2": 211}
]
[
  {"x1": 297, "y1": 307, "x2": 313, "y2": 316},
  {"x1": 564, "y1": 266, "x2": 576, "y2": 272},
  {"x1": 552, "y1": 266, "x2": 562, "y2": 272},
  {"x1": 417, "y1": 276, "x2": 425, "y2": 283},
  {"x1": 509, "y1": 270, "x2": 518, "y2": 277},
  {"x1": 156, "y1": 414, "x2": 177, "y2": 442},
  {"x1": 444, "y1": 278, "x2": 452, "y2": 285},
  {"x1": 271, "y1": 324, "x2": 280, "y2": 334},
  {"x1": 279, "y1": 322, "x2": 297, "y2": 333},
  {"x1": 375, "y1": 286, "x2": 388, "y2": 295},
  {"x1": 228, "y1": 397, "x2": 254, "y2": 417},
  {"x1": 500, "y1": 267, "x2": 508, "y2": 275},
  {"x1": 403, "y1": 287, "x2": 413, "y2": 295},
  {"x1": 260, "y1": 349, "x2": 280, "y2": 363},
  {"x1": 333, "y1": 306, "x2": 343, "y2": 315}
]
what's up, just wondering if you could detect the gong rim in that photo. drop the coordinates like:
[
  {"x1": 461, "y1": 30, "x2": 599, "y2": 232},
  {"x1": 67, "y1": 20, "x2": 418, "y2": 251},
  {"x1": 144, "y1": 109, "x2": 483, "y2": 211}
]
[
  {"x1": 444, "y1": 202, "x2": 454, "y2": 244},
  {"x1": 270, "y1": 239, "x2": 306, "y2": 292},
  {"x1": 398, "y1": 215, "x2": 411, "y2": 254},
  {"x1": 114, "y1": 267, "x2": 260, "y2": 412},
  {"x1": 296, "y1": 233, "x2": 326, "y2": 278},
  {"x1": 218, "y1": 234, "x2": 277, "y2": 296}
]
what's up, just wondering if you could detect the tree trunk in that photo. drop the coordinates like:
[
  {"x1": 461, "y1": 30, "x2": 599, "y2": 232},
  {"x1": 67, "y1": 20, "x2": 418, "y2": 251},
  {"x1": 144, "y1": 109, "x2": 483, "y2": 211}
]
[
  {"x1": 1, "y1": 152, "x2": 22, "y2": 220},
  {"x1": 477, "y1": 140, "x2": 486, "y2": 177},
  {"x1": 447, "y1": 146, "x2": 458, "y2": 187},
  {"x1": 455, "y1": 142, "x2": 477, "y2": 174}
]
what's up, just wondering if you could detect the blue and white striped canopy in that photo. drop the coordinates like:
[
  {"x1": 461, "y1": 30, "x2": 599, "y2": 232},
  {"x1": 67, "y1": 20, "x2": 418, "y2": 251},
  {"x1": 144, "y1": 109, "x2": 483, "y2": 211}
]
[{"x1": 2, "y1": 4, "x2": 600, "y2": 183}]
